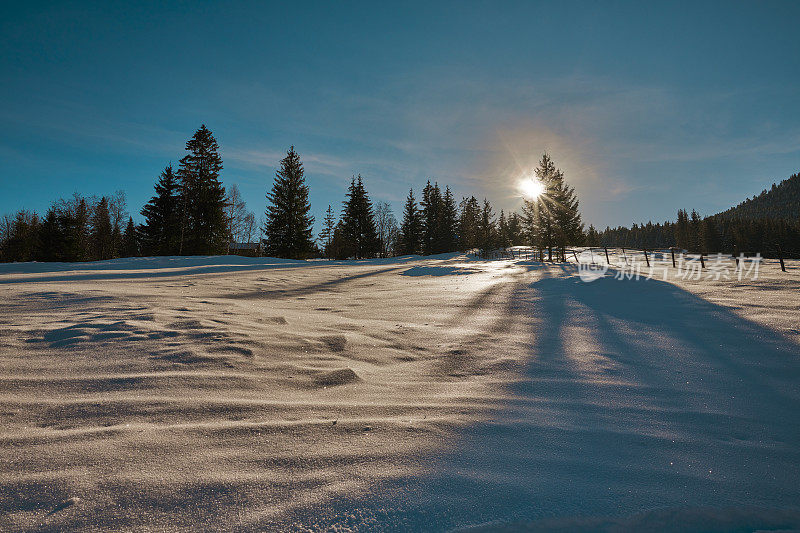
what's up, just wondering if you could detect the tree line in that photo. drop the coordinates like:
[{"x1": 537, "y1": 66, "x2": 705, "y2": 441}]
[
  {"x1": 588, "y1": 172, "x2": 800, "y2": 257},
  {"x1": 272, "y1": 152, "x2": 583, "y2": 260},
  {"x1": 1, "y1": 127, "x2": 591, "y2": 262},
  {"x1": 588, "y1": 211, "x2": 800, "y2": 257},
  {"x1": 0, "y1": 192, "x2": 138, "y2": 263}
]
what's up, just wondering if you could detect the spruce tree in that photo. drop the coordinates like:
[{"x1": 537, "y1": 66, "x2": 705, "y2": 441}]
[
  {"x1": 441, "y1": 186, "x2": 459, "y2": 252},
  {"x1": 68, "y1": 196, "x2": 91, "y2": 262},
  {"x1": 477, "y1": 199, "x2": 496, "y2": 254},
  {"x1": 263, "y1": 146, "x2": 315, "y2": 259},
  {"x1": 498, "y1": 210, "x2": 509, "y2": 249},
  {"x1": 506, "y1": 212, "x2": 522, "y2": 245},
  {"x1": 458, "y1": 196, "x2": 480, "y2": 251},
  {"x1": 552, "y1": 174, "x2": 583, "y2": 247},
  {"x1": 177, "y1": 125, "x2": 227, "y2": 255},
  {"x1": 91, "y1": 196, "x2": 114, "y2": 260},
  {"x1": 319, "y1": 205, "x2": 336, "y2": 259},
  {"x1": 420, "y1": 181, "x2": 441, "y2": 254},
  {"x1": 122, "y1": 217, "x2": 139, "y2": 257},
  {"x1": 522, "y1": 153, "x2": 582, "y2": 258},
  {"x1": 674, "y1": 209, "x2": 690, "y2": 250},
  {"x1": 398, "y1": 188, "x2": 422, "y2": 255},
  {"x1": 141, "y1": 165, "x2": 181, "y2": 255},
  {"x1": 37, "y1": 207, "x2": 63, "y2": 261},
  {"x1": 340, "y1": 175, "x2": 379, "y2": 259}
]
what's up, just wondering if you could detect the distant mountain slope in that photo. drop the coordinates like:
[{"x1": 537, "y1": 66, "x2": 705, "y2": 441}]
[{"x1": 715, "y1": 172, "x2": 800, "y2": 221}]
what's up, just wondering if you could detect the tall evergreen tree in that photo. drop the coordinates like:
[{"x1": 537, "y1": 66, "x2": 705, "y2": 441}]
[
  {"x1": 141, "y1": 165, "x2": 181, "y2": 255},
  {"x1": 340, "y1": 175, "x2": 379, "y2": 259},
  {"x1": 398, "y1": 188, "x2": 422, "y2": 255},
  {"x1": 122, "y1": 217, "x2": 139, "y2": 257},
  {"x1": 37, "y1": 207, "x2": 63, "y2": 261},
  {"x1": 459, "y1": 196, "x2": 481, "y2": 251},
  {"x1": 263, "y1": 146, "x2": 315, "y2": 259},
  {"x1": 477, "y1": 199, "x2": 496, "y2": 253},
  {"x1": 2, "y1": 210, "x2": 40, "y2": 262},
  {"x1": 498, "y1": 210, "x2": 509, "y2": 249},
  {"x1": 319, "y1": 205, "x2": 336, "y2": 259},
  {"x1": 522, "y1": 154, "x2": 583, "y2": 258},
  {"x1": 177, "y1": 125, "x2": 227, "y2": 255},
  {"x1": 552, "y1": 173, "x2": 584, "y2": 247},
  {"x1": 68, "y1": 196, "x2": 91, "y2": 262},
  {"x1": 420, "y1": 181, "x2": 443, "y2": 254},
  {"x1": 674, "y1": 209, "x2": 690, "y2": 250},
  {"x1": 108, "y1": 191, "x2": 127, "y2": 257},
  {"x1": 510, "y1": 212, "x2": 524, "y2": 245},
  {"x1": 91, "y1": 196, "x2": 114, "y2": 260},
  {"x1": 441, "y1": 186, "x2": 459, "y2": 252}
]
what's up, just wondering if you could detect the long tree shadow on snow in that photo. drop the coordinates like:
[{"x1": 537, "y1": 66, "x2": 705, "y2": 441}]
[
  {"x1": 288, "y1": 265, "x2": 800, "y2": 531},
  {"x1": 427, "y1": 267, "x2": 800, "y2": 530}
]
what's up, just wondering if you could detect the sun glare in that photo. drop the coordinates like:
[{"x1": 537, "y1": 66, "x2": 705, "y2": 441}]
[{"x1": 519, "y1": 177, "x2": 545, "y2": 199}]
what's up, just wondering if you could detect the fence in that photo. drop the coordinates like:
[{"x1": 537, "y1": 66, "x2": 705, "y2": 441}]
[{"x1": 482, "y1": 246, "x2": 790, "y2": 273}]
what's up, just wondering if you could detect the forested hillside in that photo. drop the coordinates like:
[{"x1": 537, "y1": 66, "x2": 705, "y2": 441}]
[
  {"x1": 714, "y1": 173, "x2": 800, "y2": 221},
  {"x1": 590, "y1": 171, "x2": 800, "y2": 256}
]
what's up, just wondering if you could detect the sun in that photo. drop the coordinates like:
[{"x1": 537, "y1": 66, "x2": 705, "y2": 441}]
[{"x1": 519, "y1": 177, "x2": 545, "y2": 200}]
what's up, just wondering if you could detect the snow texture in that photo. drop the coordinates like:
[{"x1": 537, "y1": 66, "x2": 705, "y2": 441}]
[{"x1": 1, "y1": 253, "x2": 798, "y2": 531}]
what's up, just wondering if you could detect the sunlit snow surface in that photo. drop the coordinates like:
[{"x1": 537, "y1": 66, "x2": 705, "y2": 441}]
[{"x1": 1, "y1": 254, "x2": 799, "y2": 531}]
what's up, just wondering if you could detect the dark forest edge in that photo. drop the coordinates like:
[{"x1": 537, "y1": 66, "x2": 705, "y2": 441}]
[{"x1": 2, "y1": 125, "x2": 799, "y2": 263}]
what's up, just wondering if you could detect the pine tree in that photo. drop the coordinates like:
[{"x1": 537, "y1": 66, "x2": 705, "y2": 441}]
[
  {"x1": 498, "y1": 210, "x2": 509, "y2": 249},
  {"x1": 108, "y1": 191, "x2": 127, "y2": 257},
  {"x1": 689, "y1": 210, "x2": 702, "y2": 252},
  {"x1": 398, "y1": 188, "x2": 422, "y2": 255},
  {"x1": 37, "y1": 207, "x2": 63, "y2": 261},
  {"x1": 263, "y1": 146, "x2": 315, "y2": 259},
  {"x1": 319, "y1": 205, "x2": 336, "y2": 259},
  {"x1": 552, "y1": 174, "x2": 584, "y2": 247},
  {"x1": 2, "y1": 210, "x2": 40, "y2": 262},
  {"x1": 441, "y1": 186, "x2": 459, "y2": 252},
  {"x1": 675, "y1": 209, "x2": 690, "y2": 250},
  {"x1": 522, "y1": 154, "x2": 582, "y2": 259},
  {"x1": 506, "y1": 212, "x2": 523, "y2": 245},
  {"x1": 340, "y1": 175, "x2": 379, "y2": 259},
  {"x1": 177, "y1": 125, "x2": 227, "y2": 255},
  {"x1": 68, "y1": 196, "x2": 91, "y2": 262},
  {"x1": 91, "y1": 196, "x2": 114, "y2": 260},
  {"x1": 459, "y1": 196, "x2": 480, "y2": 251},
  {"x1": 585, "y1": 224, "x2": 600, "y2": 246},
  {"x1": 141, "y1": 165, "x2": 181, "y2": 255},
  {"x1": 121, "y1": 217, "x2": 139, "y2": 257},
  {"x1": 477, "y1": 199, "x2": 496, "y2": 254},
  {"x1": 420, "y1": 181, "x2": 441, "y2": 254}
]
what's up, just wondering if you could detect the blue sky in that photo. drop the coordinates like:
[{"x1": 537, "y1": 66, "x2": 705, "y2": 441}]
[{"x1": 2, "y1": 1, "x2": 799, "y2": 232}]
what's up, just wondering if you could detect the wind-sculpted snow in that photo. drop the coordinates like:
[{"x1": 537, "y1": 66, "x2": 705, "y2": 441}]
[{"x1": 0, "y1": 255, "x2": 798, "y2": 531}]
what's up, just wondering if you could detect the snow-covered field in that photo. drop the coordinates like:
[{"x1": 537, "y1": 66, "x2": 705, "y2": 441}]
[{"x1": 1, "y1": 254, "x2": 799, "y2": 531}]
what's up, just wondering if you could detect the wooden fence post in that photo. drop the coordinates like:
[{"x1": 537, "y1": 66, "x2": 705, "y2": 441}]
[
  {"x1": 643, "y1": 249, "x2": 650, "y2": 268},
  {"x1": 604, "y1": 247, "x2": 610, "y2": 264},
  {"x1": 622, "y1": 248, "x2": 628, "y2": 264},
  {"x1": 670, "y1": 248, "x2": 676, "y2": 268},
  {"x1": 778, "y1": 247, "x2": 786, "y2": 272},
  {"x1": 700, "y1": 253, "x2": 705, "y2": 268}
]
